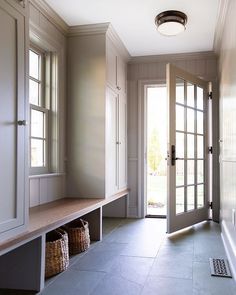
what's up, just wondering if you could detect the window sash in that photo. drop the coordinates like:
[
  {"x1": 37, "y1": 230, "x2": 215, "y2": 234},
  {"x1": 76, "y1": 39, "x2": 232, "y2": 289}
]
[{"x1": 29, "y1": 104, "x2": 50, "y2": 175}]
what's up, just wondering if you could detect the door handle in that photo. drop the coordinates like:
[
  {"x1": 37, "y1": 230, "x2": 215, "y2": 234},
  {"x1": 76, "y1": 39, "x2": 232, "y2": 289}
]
[
  {"x1": 171, "y1": 145, "x2": 178, "y2": 166},
  {"x1": 18, "y1": 120, "x2": 27, "y2": 126}
]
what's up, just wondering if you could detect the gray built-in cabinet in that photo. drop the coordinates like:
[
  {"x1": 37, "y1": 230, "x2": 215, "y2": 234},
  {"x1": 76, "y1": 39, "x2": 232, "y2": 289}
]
[
  {"x1": 0, "y1": 0, "x2": 28, "y2": 242},
  {"x1": 67, "y1": 23, "x2": 129, "y2": 198}
]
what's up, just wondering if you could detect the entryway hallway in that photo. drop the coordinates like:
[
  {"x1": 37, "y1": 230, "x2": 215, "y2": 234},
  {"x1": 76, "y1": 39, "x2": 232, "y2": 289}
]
[{"x1": 39, "y1": 218, "x2": 236, "y2": 295}]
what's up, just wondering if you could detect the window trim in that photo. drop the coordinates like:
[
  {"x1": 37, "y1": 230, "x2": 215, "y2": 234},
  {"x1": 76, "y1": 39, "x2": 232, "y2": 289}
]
[{"x1": 29, "y1": 46, "x2": 50, "y2": 175}]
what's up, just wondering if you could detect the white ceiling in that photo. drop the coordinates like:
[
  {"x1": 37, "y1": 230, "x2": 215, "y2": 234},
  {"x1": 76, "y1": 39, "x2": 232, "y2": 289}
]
[{"x1": 45, "y1": 0, "x2": 220, "y2": 56}]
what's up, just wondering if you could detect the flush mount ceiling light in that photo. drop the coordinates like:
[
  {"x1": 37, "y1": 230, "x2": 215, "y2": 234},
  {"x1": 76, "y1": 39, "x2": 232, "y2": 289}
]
[{"x1": 155, "y1": 10, "x2": 187, "y2": 36}]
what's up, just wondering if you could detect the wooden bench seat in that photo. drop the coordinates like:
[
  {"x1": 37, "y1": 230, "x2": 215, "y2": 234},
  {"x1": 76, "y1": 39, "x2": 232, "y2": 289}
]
[{"x1": 0, "y1": 189, "x2": 129, "y2": 292}]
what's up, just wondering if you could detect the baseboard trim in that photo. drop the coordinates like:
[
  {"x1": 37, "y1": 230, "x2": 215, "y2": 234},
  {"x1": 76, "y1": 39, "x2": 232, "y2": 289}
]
[{"x1": 221, "y1": 220, "x2": 236, "y2": 281}]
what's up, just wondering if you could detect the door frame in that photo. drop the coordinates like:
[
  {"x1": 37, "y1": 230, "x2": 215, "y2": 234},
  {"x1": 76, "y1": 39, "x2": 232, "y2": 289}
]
[{"x1": 138, "y1": 79, "x2": 166, "y2": 218}]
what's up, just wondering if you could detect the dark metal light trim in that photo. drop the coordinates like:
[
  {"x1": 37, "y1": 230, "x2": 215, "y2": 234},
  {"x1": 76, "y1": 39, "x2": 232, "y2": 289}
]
[{"x1": 155, "y1": 10, "x2": 187, "y2": 33}]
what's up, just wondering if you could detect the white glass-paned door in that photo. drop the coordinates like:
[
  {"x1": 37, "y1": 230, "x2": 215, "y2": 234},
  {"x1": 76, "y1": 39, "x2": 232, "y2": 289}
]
[{"x1": 167, "y1": 64, "x2": 209, "y2": 233}]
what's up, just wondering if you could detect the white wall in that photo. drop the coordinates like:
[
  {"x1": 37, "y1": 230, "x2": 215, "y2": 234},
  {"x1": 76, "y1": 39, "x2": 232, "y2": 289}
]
[
  {"x1": 127, "y1": 52, "x2": 219, "y2": 218},
  {"x1": 29, "y1": 1, "x2": 67, "y2": 206},
  {"x1": 218, "y1": 0, "x2": 236, "y2": 278}
]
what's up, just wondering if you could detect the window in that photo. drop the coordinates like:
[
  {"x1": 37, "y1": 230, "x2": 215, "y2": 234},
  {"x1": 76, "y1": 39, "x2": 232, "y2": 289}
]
[{"x1": 29, "y1": 48, "x2": 50, "y2": 174}]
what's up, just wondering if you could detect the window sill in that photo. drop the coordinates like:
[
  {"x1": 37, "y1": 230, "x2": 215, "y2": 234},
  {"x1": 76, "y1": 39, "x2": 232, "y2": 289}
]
[{"x1": 29, "y1": 172, "x2": 65, "y2": 179}]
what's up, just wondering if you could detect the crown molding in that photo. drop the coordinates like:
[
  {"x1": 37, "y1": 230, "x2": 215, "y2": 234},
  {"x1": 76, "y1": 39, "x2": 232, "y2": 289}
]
[
  {"x1": 213, "y1": 0, "x2": 230, "y2": 55},
  {"x1": 129, "y1": 51, "x2": 217, "y2": 64},
  {"x1": 107, "y1": 23, "x2": 131, "y2": 61},
  {"x1": 68, "y1": 22, "x2": 110, "y2": 37},
  {"x1": 68, "y1": 22, "x2": 131, "y2": 61},
  {"x1": 29, "y1": 0, "x2": 69, "y2": 36}
]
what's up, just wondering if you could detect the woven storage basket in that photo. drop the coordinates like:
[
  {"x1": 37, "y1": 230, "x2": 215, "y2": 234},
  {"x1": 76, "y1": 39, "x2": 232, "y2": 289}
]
[
  {"x1": 45, "y1": 228, "x2": 69, "y2": 278},
  {"x1": 64, "y1": 219, "x2": 90, "y2": 255}
]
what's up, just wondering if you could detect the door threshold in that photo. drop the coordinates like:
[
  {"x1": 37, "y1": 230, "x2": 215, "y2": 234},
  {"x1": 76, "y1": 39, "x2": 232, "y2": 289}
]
[{"x1": 145, "y1": 215, "x2": 166, "y2": 219}]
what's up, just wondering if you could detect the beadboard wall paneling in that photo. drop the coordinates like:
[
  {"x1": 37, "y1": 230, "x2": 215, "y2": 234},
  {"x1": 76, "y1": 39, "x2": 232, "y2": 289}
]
[
  {"x1": 29, "y1": 175, "x2": 65, "y2": 207},
  {"x1": 218, "y1": 0, "x2": 236, "y2": 278},
  {"x1": 127, "y1": 53, "x2": 219, "y2": 218},
  {"x1": 29, "y1": 2, "x2": 67, "y2": 207}
]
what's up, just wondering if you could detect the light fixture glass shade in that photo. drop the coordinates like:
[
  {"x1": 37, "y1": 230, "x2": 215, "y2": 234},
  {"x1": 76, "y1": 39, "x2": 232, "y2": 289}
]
[
  {"x1": 155, "y1": 10, "x2": 187, "y2": 36},
  {"x1": 158, "y1": 21, "x2": 185, "y2": 36}
]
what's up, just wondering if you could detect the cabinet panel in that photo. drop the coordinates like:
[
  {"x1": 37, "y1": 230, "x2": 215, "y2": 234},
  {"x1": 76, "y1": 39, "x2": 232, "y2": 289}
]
[
  {"x1": 106, "y1": 87, "x2": 118, "y2": 196},
  {"x1": 0, "y1": 2, "x2": 26, "y2": 238},
  {"x1": 117, "y1": 57, "x2": 127, "y2": 93},
  {"x1": 118, "y1": 94, "x2": 127, "y2": 189},
  {"x1": 106, "y1": 41, "x2": 117, "y2": 90}
]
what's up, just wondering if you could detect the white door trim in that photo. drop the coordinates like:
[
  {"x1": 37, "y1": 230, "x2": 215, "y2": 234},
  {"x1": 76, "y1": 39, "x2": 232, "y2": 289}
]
[{"x1": 137, "y1": 79, "x2": 166, "y2": 218}]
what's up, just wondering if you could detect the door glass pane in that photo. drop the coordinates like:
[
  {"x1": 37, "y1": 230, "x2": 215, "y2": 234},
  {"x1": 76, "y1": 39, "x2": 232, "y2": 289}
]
[
  {"x1": 187, "y1": 83, "x2": 194, "y2": 107},
  {"x1": 187, "y1": 108, "x2": 195, "y2": 133},
  {"x1": 29, "y1": 50, "x2": 39, "y2": 79},
  {"x1": 31, "y1": 109, "x2": 44, "y2": 138},
  {"x1": 197, "y1": 87, "x2": 204, "y2": 110},
  {"x1": 31, "y1": 139, "x2": 44, "y2": 167},
  {"x1": 197, "y1": 184, "x2": 204, "y2": 208},
  {"x1": 187, "y1": 186, "x2": 195, "y2": 211},
  {"x1": 197, "y1": 136, "x2": 204, "y2": 158},
  {"x1": 187, "y1": 134, "x2": 194, "y2": 158},
  {"x1": 176, "y1": 160, "x2": 184, "y2": 186},
  {"x1": 176, "y1": 187, "x2": 185, "y2": 214},
  {"x1": 176, "y1": 79, "x2": 184, "y2": 104},
  {"x1": 176, "y1": 105, "x2": 185, "y2": 131},
  {"x1": 187, "y1": 160, "x2": 194, "y2": 185},
  {"x1": 197, "y1": 160, "x2": 204, "y2": 183},
  {"x1": 29, "y1": 80, "x2": 39, "y2": 105},
  {"x1": 176, "y1": 132, "x2": 184, "y2": 158},
  {"x1": 197, "y1": 111, "x2": 203, "y2": 134}
]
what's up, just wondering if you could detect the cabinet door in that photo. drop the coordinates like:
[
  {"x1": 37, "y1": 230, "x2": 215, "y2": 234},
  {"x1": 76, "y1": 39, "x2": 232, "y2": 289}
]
[
  {"x1": 0, "y1": 2, "x2": 27, "y2": 240},
  {"x1": 106, "y1": 87, "x2": 118, "y2": 196},
  {"x1": 118, "y1": 94, "x2": 127, "y2": 189},
  {"x1": 106, "y1": 41, "x2": 117, "y2": 90},
  {"x1": 117, "y1": 56, "x2": 127, "y2": 93}
]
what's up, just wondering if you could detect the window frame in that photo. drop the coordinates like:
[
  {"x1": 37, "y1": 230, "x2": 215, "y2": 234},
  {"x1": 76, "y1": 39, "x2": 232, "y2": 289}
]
[{"x1": 29, "y1": 45, "x2": 51, "y2": 175}]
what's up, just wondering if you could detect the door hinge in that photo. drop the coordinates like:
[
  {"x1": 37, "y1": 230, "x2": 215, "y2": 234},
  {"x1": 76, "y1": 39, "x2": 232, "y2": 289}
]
[
  {"x1": 208, "y1": 91, "x2": 213, "y2": 100},
  {"x1": 209, "y1": 202, "x2": 213, "y2": 209},
  {"x1": 208, "y1": 146, "x2": 213, "y2": 154}
]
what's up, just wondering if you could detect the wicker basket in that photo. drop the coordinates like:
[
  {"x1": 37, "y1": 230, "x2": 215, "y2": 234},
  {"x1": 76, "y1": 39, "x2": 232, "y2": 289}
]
[
  {"x1": 45, "y1": 228, "x2": 69, "y2": 278},
  {"x1": 64, "y1": 219, "x2": 90, "y2": 255}
]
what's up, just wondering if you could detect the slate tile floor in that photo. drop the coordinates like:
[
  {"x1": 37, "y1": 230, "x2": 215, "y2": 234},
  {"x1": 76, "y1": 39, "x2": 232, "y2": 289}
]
[{"x1": 1, "y1": 218, "x2": 236, "y2": 295}]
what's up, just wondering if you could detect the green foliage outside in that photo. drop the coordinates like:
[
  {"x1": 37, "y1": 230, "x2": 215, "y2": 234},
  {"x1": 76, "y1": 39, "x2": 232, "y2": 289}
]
[{"x1": 147, "y1": 128, "x2": 162, "y2": 173}]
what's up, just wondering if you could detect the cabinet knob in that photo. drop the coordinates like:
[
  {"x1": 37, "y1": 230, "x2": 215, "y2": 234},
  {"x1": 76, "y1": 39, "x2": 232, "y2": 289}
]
[
  {"x1": 116, "y1": 141, "x2": 121, "y2": 145},
  {"x1": 117, "y1": 86, "x2": 121, "y2": 91},
  {"x1": 18, "y1": 120, "x2": 27, "y2": 126}
]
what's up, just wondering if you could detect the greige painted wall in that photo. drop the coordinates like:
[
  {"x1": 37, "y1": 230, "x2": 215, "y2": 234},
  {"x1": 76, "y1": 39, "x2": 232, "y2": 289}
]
[
  {"x1": 29, "y1": 2, "x2": 67, "y2": 207},
  {"x1": 127, "y1": 53, "x2": 219, "y2": 218},
  {"x1": 218, "y1": 0, "x2": 236, "y2": 277}
]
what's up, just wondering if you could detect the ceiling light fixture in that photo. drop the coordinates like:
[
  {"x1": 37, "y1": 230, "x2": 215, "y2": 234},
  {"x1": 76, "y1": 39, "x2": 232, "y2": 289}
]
[{"x1": 155, "y1": 10, "x2": 187, "y2": 36}]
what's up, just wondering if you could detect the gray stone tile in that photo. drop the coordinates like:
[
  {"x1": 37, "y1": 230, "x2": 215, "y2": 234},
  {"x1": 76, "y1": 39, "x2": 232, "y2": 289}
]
[
  {"x1": 92, "y1": 241, "x2": 128, "y2": 253},
  {"x1": 90, "y1": 274, "x2": 142, "y2": 295},
  {"x1": 121, "y1": 239, "x2": 162, "y2": 258},
  {"x1": 194, "y1": 236, "x2": 226, "y2": 262},
  {"x1": 142, "y1": 275, "x2": 193, "y2": 295},
  {"x1": 108, "y1": 256, "x2": 154, "y2": 285},
  {"x1": 193, "y1": 262, "x2": 236, "y2": 295},
  {"x1": 40, "y1": 269, "x2": 105, "y2": 295},
  {"x1": 71, "y1": 249, "x2": 119, "y2": 272},
  {"x1": 150, "y1": 248, "x2": 193, "y2": 279},
  {"x1": 102, "y1": 217, "x2": 123, "y2": 236}
]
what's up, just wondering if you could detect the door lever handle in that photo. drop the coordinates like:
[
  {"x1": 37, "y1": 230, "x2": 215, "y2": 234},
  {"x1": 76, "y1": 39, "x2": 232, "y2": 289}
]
[{"x1": 171, "y1": 145, "x2": 176, "y2": 166}]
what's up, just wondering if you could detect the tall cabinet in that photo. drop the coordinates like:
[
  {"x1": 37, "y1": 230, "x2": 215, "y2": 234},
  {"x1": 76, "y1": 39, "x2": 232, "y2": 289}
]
[
  {"x1": 0, "y1": 0, "x2": 28, "y2": 242},
  {"x1": 67, "y1": 23, "x2": 129, "y2": 198}
]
